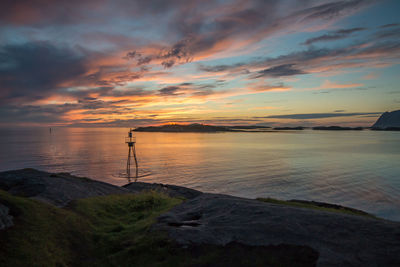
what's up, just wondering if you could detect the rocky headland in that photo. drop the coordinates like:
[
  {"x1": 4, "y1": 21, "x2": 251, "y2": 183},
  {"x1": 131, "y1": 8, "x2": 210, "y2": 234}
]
[
  {"x1": 1, "y1": 169, "x2": 399, "y2": 266},
  {"x1": 372, "y1": 110, "x2": 400, "y2": 130}
]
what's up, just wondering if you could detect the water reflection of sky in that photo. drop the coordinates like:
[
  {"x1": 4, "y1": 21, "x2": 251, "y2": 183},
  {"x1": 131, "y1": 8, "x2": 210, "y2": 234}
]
[{"x1": 0, "y1": 128, "x2": 399, "y2": 221}]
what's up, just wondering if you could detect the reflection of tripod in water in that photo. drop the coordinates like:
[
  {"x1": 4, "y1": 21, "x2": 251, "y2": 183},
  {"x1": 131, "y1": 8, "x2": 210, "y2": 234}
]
[{"x1": 125, "y1": 129, "x2": 138, "y2": 183}]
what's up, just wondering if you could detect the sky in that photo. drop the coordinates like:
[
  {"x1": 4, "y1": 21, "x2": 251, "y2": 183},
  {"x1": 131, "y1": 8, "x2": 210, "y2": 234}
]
[{"x1": 0, "y1": 0, "x2": 399, "y2": 127}]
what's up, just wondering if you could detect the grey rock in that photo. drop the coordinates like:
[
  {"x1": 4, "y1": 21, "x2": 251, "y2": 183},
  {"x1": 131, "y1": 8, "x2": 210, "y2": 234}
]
[
  {"x1": 0, "y1": 169, "x2": 129, "y2": 207},
  {"x1": 0, "y1": 203, "x2": 13, "y2": 230},
  {"x1": 153, "y1": 193, "x2": 400, "y2": 267},
  {"x1": 2, "y1": 169, "x2": 400, "y2": 266},
  {"x1": 372, "y1": 110, "x2": 400, "y2": 129},
  {"x1": 123, "y1": 182, "x2": 202, "y2": 199}
]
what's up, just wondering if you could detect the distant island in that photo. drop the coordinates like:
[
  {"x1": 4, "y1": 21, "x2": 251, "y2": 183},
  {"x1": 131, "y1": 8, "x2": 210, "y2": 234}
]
[
  {"x1": 371, "y1": 110, "x2": 400, "y2": 131},
  {"x1": 228, "y1": 125, "x2": 271, "y2": 130},
  {"x1": 133, "y1": 112, "x2": 400, "y2": 132},
  {"x1": 274, "y1": 126, "x2": 305, "y2": 130},
  {"x1": 134, "y1": 124, "x2": 272, "y2": 132},
  {"x1": 312, "y1": 126, "x2": 364, "y2": 131},
  {"x1": 134, "y1": 124, "x2": 231, "y2": 132},
  {"x1": 134, "y1": 124, "x2": 366, "y2": 132}
]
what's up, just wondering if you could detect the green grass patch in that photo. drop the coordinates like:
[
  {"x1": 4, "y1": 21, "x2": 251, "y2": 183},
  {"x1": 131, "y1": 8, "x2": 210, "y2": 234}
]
[
  {"x1": 0, "y1": 190, "x2": 318, "y2": 266},
  {"x1": 256, "y1": 197, "x2": 376, "y2": 218},
  {"x1": 0, "y1": 190, "x2": 92, "y2": 267},
  {"x1": 0, "y1": 190, "x2": 181, "y2": 266},
  {"x1": 69, "y1": 191, "x2": 182, "y2": 266}
]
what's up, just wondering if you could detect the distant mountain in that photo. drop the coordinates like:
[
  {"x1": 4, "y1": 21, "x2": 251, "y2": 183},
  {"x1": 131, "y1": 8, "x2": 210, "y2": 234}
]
[{"x1": 372, "y1": 110, "x2": 400, "y2": 130}]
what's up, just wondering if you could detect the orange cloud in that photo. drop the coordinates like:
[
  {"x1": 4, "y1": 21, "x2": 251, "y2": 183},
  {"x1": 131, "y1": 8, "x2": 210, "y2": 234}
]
[{"x1": 310, "y1": 80, "x2": 364, "y2": 90}]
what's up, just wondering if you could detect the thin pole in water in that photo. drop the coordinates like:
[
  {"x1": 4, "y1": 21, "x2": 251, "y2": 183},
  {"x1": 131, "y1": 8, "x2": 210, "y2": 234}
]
[{"x1": 126, "y1": 128, "x2": 138, "y2": 183}]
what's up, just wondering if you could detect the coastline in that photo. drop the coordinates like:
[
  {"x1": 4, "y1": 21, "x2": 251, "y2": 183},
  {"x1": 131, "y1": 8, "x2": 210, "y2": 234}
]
[{"x1": 1, "y1": 168, "x2": 400, "y2": 266}]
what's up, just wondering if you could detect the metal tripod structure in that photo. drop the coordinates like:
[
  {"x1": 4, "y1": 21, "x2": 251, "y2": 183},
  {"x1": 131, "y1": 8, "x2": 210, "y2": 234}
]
[{"x1": 126, "y1": 129, "x2": 138, "y2": 183}]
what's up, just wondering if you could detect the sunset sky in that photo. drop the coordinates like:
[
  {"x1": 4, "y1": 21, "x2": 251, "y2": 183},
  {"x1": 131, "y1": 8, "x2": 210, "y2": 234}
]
[{"x1": 0, "y1": 0, "x2": 399, "y2": 127}]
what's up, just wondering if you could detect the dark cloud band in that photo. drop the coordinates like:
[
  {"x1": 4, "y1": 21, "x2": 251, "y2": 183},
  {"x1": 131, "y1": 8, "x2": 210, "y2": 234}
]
[{"x1": 255, "y1": 112, "x2": 381, "y2": 120}]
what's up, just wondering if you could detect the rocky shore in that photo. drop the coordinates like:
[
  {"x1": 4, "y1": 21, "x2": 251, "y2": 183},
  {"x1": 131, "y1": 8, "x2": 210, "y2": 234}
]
[{"x1": 1, "y1": 169, "x2": 400, "y2": 266}]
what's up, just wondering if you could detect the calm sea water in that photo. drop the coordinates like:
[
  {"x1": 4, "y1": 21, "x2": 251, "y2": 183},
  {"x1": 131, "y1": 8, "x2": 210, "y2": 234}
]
[{"x1": 0, "y1": 127, "x2": 399, "y2": 221}]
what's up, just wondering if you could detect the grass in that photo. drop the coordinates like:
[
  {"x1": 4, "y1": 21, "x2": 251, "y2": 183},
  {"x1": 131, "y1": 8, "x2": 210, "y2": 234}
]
[
  {"x1": 69, "y1": 192, "x2": 182, "y2": 266},
  {"x1": 0, "y1": 190, "x2": 182, "y2": 266},
  {"x1": 256, "y1": 197, "x2": 376, "y2": 218},
  {"x1": 0, "y1": 190, "x2": 92, "y2": 266},
  {"x1": 0, "y1": 190, "x2": 318, "y2": 266}
]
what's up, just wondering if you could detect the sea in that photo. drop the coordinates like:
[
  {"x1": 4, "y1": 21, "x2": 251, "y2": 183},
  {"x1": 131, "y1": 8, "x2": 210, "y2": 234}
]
[{"x1": 0, "y1": 127, "x2": 399, "y2": 221}]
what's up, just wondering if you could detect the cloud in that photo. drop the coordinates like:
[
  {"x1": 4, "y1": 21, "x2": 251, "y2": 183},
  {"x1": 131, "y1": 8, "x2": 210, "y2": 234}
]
[
  {"x1": 298, "y1": 0, "x2": 371, "y2": 21},
  {"x1": 0, "y1": 41, "x2": 87, "y2": 103},
  {"x1": 379, "y1": 23, "x2": 399, "y2": 28},
  {"x1": 252, "y1": 64, "x2": 306, "y2": 78},
  {"x1": 158, "y1": 82, "x2": 218, "y2": 97},
  {"x1": 200, "y1": 34, "x2": 400, "y2": 80},
  {"x1": 68, "y1": 118, "x2": 167, "y2": 128},
  {"x1": 159, "y1": 37, "x2": 193, "y2": 67},
  {"x1": 159, "y1": 86, "x2": 182, "y2": 96},
  {"x1": 302, "y1": 27, "x2": 365, "y2": 45},
  {"x1": 255, "y1": 112, "x2": 381, "y2": 120},
  {"x1": 0, "y1": 0, "x2": 390, "y2": 127},
  {"x1": 198, "y1": 63, "x2": 246, "y2": 73},
  {"x1": 69, "y1": 116, "x2": 264, "y2": 127},
  {"x1": 247, "y1": 81, "x2": 291, "y2": 92},
  {"x1": 0, "y1": 103, "x2": 79, "y2": 124},
  {"x1": 335, "y1": 28, "x2": 366, "y2": 34},
  {"x1": 362, "y1": 72, "x2": 378, "y2": 80},
  {"x1": 125, "y1": 37, "x2": 193, "y2": 68},
  {"x1": 375, "y1": 27, "x2": 400, "y2": 39},
  {"x1": 312, "y1": 80, "x2": 364, "y2": 90},
  {"x1": 123, "y1": 0, "x2": 374, "y2": 69},
  {"x1": 0, "y1": 0, "x2": 188, "y2": 26}
]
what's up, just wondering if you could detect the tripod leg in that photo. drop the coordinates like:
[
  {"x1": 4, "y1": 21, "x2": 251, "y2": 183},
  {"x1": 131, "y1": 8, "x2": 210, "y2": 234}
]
[
  {"x1": 127, "y1": 146, "x2": 131, "y2": 183},
  {"x1": 133, "y1": 144, "x2": 138, "y2": 182}
]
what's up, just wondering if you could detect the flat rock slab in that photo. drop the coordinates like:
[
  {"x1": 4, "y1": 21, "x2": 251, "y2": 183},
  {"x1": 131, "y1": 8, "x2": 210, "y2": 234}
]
[
  {"x1": 123, "y1": 182, "x2": 202, "y2": 200},
  {"x1": 154, "y1": 193, "x2": 400, "y2": 267},
  {"x1": 0, "y1": 169, "x2": 129, "y2": 207}
]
